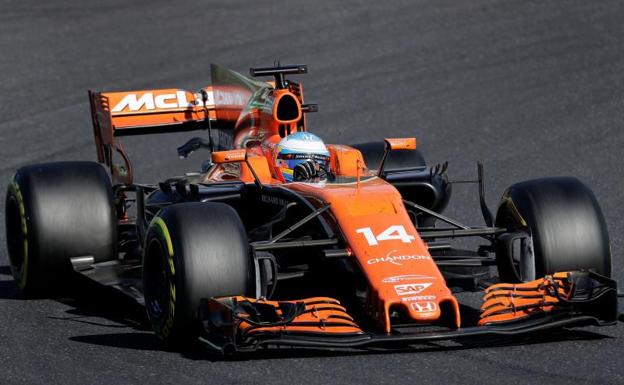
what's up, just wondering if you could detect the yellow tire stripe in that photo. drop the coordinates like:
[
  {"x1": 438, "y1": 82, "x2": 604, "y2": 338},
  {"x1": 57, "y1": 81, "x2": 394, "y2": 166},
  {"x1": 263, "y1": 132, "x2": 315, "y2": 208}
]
[
  {"x1": 499, "y1": 195, "x2": 527, "y2": 227},
  {"x1": 149, "y1": 216, "x2": 176, "y2": 338},
  {"x1": 151, "y1": 217, "x2": 175, "y2": 275}
]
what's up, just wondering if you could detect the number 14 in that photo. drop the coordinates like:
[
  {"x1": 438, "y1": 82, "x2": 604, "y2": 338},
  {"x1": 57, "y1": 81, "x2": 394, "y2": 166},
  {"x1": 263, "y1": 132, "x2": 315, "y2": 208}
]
[{"x1": 355, "y1": 225, "x2": 415, "y2": 246}]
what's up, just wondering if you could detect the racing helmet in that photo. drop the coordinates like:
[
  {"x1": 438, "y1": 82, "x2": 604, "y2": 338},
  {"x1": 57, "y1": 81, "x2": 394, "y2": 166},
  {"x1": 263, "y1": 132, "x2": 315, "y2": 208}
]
[{"x1": 275, "y1": 132, "x2": 330, "y2": 182}]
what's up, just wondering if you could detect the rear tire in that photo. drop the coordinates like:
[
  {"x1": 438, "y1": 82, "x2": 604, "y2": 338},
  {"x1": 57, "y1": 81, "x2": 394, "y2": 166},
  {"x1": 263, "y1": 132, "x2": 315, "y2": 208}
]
[
  {"x1": 495, "y1": 177, "x2": 611, "y2": 282},
  {"x1": 142, "y1": 202, "x2": 253, "y2": 347},
  {"x1": 5, "y1": 161, "x2": 117, "y2": 296}
]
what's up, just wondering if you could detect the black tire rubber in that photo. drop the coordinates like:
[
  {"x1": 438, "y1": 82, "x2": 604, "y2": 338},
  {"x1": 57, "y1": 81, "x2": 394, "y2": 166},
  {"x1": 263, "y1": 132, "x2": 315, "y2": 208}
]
[
  {"x1": 5, "y1": 161, "x2": 116, "y2": 296},
  {"x1": 495, "y1": 177, "x2": 611, "y2": 282},
  {"x1": 350, "y1": 141, "x2": 426, "y2": 171},
  {"x1": 142, "y1": 202, "x2": 253, "y2": 347}
]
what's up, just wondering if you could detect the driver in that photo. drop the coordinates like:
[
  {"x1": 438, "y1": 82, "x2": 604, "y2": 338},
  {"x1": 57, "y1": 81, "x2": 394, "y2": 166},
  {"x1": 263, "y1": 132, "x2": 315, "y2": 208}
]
[{"x1": 274, "y1": 132, "x2": 331, "y2": 182}]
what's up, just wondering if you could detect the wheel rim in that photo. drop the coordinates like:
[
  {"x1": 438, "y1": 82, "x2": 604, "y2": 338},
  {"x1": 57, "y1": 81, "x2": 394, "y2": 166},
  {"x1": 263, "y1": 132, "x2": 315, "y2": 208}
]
[
  {"x1": 144, "y1": 238, "x2": 172, "y2": 335},
  {"x1": 496, "y1": 205, "x2": 530, "y2": 282},
  {"x1": 6, "y1": 194, "x2": 27, "y2": 287}
]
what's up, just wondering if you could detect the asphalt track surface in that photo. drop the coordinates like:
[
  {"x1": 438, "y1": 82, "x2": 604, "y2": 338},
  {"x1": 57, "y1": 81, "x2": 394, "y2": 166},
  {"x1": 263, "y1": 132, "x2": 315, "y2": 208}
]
[{"x1": 1, "y1": 1, "x2": 624, "y2": 384}]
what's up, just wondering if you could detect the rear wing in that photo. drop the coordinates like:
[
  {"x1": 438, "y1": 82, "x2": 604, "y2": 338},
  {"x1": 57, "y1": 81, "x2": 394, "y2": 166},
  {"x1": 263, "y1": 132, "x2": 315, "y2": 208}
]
[{"x1": 89, "y1": 88, "x2": 215, "y2": 183}]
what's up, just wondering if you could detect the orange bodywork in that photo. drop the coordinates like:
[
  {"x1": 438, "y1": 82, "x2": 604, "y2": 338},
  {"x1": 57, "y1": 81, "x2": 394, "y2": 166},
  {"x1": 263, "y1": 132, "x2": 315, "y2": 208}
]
[
  {"x1": 211, "y1": 149, "x2": 246, "y2": 163},
  {"x1": 287, "y1": 178, "x2": 460, "y2": 332}
]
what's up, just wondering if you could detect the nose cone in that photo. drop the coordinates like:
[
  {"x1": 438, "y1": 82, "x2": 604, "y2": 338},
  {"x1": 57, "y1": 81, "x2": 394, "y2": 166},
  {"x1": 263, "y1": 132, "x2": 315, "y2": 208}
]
[{"x1": 380, "y1": 278, "x2": 460, "y2": 331}]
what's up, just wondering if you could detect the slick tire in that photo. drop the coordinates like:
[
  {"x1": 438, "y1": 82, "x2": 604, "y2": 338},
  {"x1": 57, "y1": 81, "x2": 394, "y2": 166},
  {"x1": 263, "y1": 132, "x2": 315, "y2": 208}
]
[
  {"x1": 143, "y1": 202, "x2": 253, "y2": 347},
  {"x1": 351, "y1": 141, "x2": 426, "y2": 172},
  {"x1": 495, "y1": 177, "x2": 611, "y2": 282},
  {"x1": 5, "y1": 161, "x2": 117, "y2": 296}
]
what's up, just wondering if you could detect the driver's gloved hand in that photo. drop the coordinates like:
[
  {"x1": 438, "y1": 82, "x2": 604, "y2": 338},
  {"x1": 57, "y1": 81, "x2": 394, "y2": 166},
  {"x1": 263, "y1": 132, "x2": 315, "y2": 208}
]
[{"x1": 293, "y1": 160, "x2": 328, "y2": 182}]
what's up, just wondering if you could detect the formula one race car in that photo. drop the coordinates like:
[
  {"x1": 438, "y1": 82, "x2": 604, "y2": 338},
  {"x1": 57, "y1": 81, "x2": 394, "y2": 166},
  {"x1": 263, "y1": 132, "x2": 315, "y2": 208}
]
[{"x1": 5, "y1": 64, "x2": 619, "y2": 353}]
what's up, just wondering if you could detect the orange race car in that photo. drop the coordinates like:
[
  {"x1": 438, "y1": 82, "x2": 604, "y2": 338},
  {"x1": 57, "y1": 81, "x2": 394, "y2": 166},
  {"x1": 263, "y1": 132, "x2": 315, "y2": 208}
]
[{"x1": 5, "y1": 64, "x2": 619, "y2": 354}]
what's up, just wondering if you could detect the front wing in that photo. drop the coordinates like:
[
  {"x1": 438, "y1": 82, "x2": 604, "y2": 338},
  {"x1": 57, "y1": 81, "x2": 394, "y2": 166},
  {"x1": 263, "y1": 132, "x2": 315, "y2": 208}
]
[{"x1": 198, "y1": 271, "x2": 619, "y2": 354}]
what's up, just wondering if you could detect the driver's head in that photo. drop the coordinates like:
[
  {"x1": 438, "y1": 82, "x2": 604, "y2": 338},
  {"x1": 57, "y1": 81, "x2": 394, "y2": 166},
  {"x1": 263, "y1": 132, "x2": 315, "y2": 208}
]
[{"x1": 275, "y1": 132, "x2": 330, "y2": 182}]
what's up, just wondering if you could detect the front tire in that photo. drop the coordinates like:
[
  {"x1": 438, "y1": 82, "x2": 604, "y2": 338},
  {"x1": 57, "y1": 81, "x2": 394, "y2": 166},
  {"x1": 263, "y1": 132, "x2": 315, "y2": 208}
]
[
  {"x1": 495, "y1": 177, "x2": 611, "y2": 282},
  {"x1": 143, "y1": 202, "x2": 253, "y2": 347}
]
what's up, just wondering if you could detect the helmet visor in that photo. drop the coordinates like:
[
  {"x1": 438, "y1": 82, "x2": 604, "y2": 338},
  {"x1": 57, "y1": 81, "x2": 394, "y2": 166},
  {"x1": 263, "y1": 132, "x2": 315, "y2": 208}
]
[{"x1": 276, "y1": 153, "x2": 330, "y2": 182}]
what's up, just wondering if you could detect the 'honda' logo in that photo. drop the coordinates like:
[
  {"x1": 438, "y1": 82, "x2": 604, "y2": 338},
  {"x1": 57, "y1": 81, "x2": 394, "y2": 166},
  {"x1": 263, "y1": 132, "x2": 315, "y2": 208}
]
[{"x1": 410, "y1": 301, "x2": 437, "y2": 313}]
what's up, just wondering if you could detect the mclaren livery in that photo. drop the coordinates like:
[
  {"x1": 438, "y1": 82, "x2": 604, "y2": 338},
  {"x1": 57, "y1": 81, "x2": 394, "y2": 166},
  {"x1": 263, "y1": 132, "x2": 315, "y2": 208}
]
[{"x1": 5, "y1": 64, "x2": 619, "y2": 353}]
